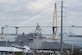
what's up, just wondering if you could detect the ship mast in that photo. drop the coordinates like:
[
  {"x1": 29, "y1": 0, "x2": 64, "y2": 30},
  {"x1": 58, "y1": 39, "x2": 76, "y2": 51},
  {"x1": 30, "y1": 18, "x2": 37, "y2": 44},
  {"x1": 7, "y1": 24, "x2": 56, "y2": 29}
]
[{"x1": 35, "y1": 23, "x2": 42, "y2": 34}]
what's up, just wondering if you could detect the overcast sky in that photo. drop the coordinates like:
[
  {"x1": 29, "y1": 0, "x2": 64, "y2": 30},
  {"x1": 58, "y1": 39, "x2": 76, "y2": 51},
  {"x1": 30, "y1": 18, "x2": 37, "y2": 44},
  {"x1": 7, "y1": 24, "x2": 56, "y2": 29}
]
[{"x1": 0, "y1": 0, "x2": 82, "y2": 34}]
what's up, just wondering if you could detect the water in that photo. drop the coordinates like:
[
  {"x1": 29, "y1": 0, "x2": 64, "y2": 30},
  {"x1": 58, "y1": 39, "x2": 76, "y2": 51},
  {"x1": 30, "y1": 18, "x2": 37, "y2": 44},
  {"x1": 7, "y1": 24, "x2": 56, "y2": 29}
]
[
  {"x1": 63, "y1": 36, "x2": 82, "y2": 47},
  {"x1": 45, "y1": 35, "x2": 82, "y2": 47},
  {"x1": 0, "y1": 35, "x2": 16, "y2": 41}
]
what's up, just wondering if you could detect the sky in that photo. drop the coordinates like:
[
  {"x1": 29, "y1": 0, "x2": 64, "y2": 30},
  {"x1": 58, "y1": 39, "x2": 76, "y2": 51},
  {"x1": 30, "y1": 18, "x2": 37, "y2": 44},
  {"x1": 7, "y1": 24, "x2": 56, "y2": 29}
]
[{"x1": 0, "y1": 0, "x2": 82, "y2": 34}]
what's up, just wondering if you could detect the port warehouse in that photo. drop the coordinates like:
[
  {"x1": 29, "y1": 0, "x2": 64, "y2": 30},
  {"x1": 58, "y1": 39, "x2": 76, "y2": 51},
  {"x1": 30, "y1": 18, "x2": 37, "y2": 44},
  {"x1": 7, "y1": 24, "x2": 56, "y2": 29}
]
[{"x1": 0, "y1": 47, "x2": 23, "y2": 55}]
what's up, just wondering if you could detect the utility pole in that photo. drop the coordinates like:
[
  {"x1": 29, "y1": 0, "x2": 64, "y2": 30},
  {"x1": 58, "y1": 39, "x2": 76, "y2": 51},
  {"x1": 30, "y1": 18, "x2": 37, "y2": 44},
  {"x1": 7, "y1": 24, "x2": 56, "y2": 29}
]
[{"x1": 60, "y1": 1, "x2": 63, "y2": 55}]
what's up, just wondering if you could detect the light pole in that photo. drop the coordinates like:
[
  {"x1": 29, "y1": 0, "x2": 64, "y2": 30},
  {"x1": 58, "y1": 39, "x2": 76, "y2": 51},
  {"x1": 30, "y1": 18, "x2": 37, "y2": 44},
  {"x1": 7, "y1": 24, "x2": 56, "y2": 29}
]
[
  {"x1": 71, "y1": 44, "x2": 74, "y2": 55},
  {"x1": 36, "y1": 32, "x2": 38, "y2": 52},
  {"x1": 60, "y1": 1, "x2": 63, "y2": 55},
  {"x1": 6, "y1": 40, "x2": 8, "y2": 47}
]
